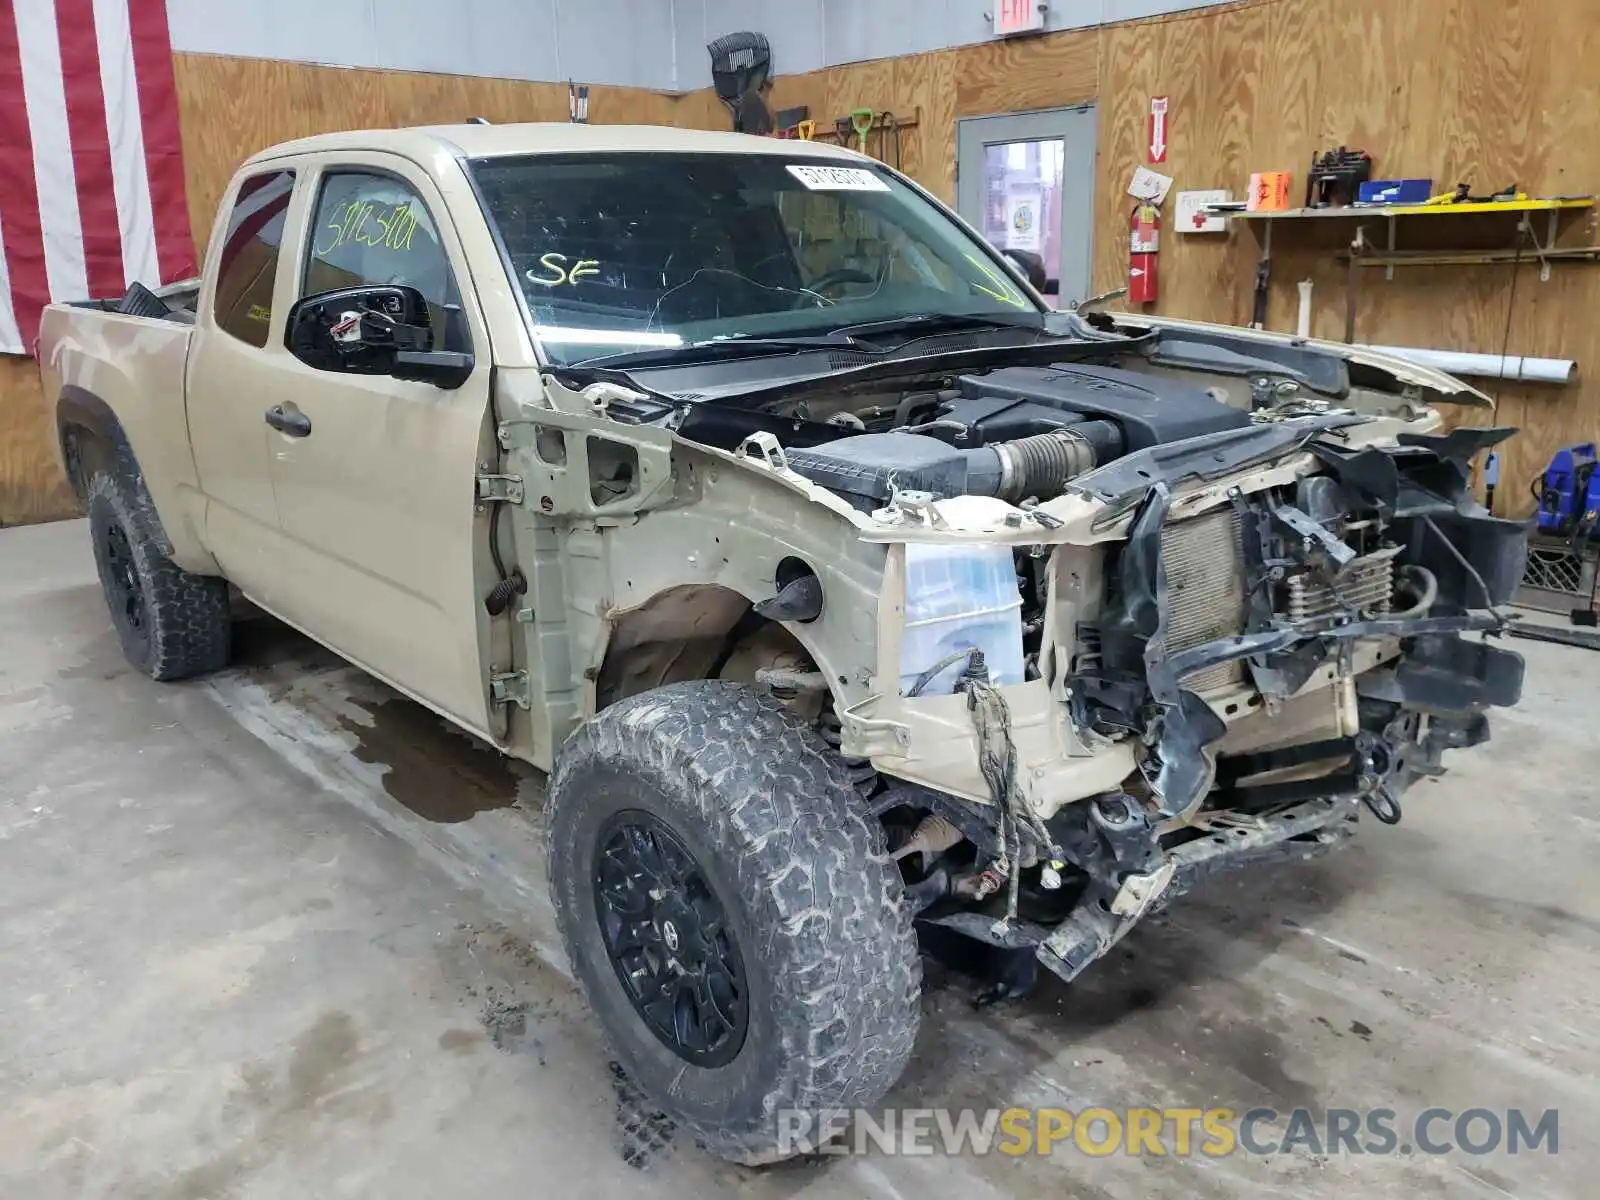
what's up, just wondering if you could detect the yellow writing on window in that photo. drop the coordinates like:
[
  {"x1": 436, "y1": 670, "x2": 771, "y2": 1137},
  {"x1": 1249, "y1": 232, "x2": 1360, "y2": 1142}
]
[
  {"x1": 247, "y1": 303, "x2": 271, "y2": 324},
  {"x1": 963, "y1": 254, "x2": 1027, "y2": 308},
  {"x1": 314, "y1": 199, "x2": 421, "y2": 258},
  {"x1": 526, "y1": 253, "x2": 602, "y2": 287}
]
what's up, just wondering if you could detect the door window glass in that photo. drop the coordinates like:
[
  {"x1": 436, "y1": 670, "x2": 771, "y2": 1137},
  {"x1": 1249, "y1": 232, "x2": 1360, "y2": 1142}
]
[
  {"x1": 981, "y1": 140, "x2": 1065, "y2": 302},
  {"x1": 212, "y1": 170, "x2": 295, "y2": 347},
  {"x1": 302, "y1": 171, "x2": 465, "y2": 351}
]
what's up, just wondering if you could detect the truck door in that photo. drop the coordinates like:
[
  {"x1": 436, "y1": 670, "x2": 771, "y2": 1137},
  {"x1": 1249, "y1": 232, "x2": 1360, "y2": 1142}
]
[
  {"x1": 187, "y1": 168, "x2": 300, "y2": 609},
  {"x1": 267, "y1": 155, "x2": 497, "y2": 737}
]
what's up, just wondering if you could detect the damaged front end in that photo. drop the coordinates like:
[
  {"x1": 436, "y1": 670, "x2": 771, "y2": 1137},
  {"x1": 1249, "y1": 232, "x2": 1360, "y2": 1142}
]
[{"x1": 868, "y1": 423, "x2": 1528, "y2": 998}]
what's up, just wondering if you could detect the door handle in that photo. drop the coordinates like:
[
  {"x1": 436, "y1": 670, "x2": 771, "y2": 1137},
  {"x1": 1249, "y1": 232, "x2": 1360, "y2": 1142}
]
[{"x1": 264, "y1": 404, "x2": 312, "y2": 438}]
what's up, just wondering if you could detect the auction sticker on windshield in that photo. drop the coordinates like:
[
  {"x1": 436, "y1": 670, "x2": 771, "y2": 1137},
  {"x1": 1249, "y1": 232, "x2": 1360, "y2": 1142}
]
[{"x1": 786, "y1": 164, "x2": 891, "y2": 192}]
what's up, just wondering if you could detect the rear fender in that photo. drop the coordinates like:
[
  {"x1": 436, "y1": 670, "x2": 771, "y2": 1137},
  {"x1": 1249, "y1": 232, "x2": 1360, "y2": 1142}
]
[{"x1": 39, "y1": 301, "x2": 217, "y2": 573}]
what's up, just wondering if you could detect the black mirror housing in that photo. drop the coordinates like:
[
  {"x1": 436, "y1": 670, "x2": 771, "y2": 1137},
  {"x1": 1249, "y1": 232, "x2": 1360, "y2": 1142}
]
[
  {"x1": 393, "y1": 349, "x2": 475, "y2": 389},
  {"x1": 284, "y1": 284, "x2": 471, "y2": 387}
]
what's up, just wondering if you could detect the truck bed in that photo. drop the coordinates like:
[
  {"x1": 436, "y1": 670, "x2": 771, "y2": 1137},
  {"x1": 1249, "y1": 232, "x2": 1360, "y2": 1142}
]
[{"x1": 62, "y1": 279, "x2": 201, "y2": 325}]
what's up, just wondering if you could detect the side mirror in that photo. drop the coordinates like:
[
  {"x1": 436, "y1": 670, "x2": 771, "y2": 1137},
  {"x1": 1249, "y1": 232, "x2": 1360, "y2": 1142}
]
[{"x1": 284, "y1": 284, "x2": 474, "y2": 389}]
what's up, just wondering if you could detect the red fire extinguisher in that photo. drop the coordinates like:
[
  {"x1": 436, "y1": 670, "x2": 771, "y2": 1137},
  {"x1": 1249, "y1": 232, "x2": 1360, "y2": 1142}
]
[{"x1": 1129, "y1": 202, "x2": 1160, "y2": 305}]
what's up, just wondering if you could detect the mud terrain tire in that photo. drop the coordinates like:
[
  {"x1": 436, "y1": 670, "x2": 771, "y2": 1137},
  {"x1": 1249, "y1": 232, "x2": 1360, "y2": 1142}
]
[
  {"x1": 86, "y1": 458, "x2": 230, "y2": 681},
  {"x1": 548, "y1": 680, "x2": 921, "y2": 1164}
]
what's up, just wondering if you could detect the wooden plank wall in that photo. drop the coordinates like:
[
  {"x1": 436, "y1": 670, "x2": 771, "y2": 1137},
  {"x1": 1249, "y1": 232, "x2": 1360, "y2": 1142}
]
[
  {"x1": 7, "y1": 0, "x2": 1598, "y2": 523},
  {"x1": 0, "y1": 55, "x2": 710, "y2": 526},
  {"x1": 700, "y1": 0, "x2": 1600, "y2": 512}
]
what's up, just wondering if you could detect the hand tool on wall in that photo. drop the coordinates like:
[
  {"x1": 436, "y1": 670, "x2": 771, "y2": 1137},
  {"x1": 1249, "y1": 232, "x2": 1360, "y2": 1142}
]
[
  {"x1": 707, "y1": 32, "x2": 774, "y2": 134},
  {"x1": 880, "y1": 111, "x2": 902, "y2": 168},
  {"x1": 773, "y1": 106, "x2": 810, "y2": 139},
  {"x1": 1250, "y1": 255, "x2": 1271, "y2": 329},
  {"x1": 1424, "y1": 182, "x2": 1529, "y2": 205},
  {"x1": 850, "y1": 108, "x2": 874, "y2": 153},
  {"x1": 1344, "y1": 226, "x2": 1368, "y2": 342},
  {"x1": 813, "y1": 109, "x2": 920, "y2": 158}
]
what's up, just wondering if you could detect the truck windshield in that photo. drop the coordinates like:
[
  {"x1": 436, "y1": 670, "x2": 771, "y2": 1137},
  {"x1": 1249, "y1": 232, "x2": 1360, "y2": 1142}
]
[{"x1": 469, "y1": 152, "x2": 1042, "y2": 366}]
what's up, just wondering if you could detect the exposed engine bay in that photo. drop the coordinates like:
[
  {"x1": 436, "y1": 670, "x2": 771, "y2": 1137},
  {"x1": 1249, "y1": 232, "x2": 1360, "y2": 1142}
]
[
  {"x1": 549, "y1": 327, "x2": 1529, "y2": 1001},
  {"x1": 780, "y1": 363, "x2": 1250, "y2": 509}
]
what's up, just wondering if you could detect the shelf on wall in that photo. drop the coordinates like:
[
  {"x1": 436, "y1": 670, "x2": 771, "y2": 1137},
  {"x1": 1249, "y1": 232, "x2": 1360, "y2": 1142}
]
[
  {"x1": 1203, "y1": 192, "x2": 1598, "y2": 344},
  {"x1": 1218, "y1": 197, "x2": 1593, "y2": 221},
  {"x1": 1343, "y1": 245, "x2": 1600, "y2": 269},
  {"x1": 1207, "y1": 195, "x2": 1596, "y2": 283}
]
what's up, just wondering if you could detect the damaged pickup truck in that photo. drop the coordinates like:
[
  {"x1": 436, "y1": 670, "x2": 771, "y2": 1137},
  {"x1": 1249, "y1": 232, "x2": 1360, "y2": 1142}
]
[{"x1": 39, "y1": 124, "x2": 1526, "y2": 1163}]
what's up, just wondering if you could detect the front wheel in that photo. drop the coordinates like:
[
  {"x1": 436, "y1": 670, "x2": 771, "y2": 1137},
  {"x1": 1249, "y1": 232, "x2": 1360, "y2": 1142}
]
[{"x1": 547, "y1": 681, "x2": 921, "y2": 1164}]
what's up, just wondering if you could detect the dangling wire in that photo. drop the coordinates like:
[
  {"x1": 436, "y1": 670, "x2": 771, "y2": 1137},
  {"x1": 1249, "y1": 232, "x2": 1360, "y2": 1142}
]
[{"x1": 957, "y1": 652, "x2": 1059, "y2": 930}]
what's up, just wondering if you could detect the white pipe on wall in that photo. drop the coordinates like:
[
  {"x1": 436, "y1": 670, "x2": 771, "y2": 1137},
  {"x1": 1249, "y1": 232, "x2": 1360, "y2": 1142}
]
[
  {"x1": 1296, "y1": 279, "x2": 1313, "y2": 339},
  {"x1": 1359, "y1": 344, "x2": 1577, "y2": 385}
]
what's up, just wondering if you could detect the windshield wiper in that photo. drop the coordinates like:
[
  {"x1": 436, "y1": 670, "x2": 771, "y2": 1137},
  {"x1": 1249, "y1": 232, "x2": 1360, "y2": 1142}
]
[
  {"x1": 574, "y1": 331, "x2": 859, "y2": 371},
  {"x1": 827, "y1": 311, "x2": 1046, "y2": 341}
]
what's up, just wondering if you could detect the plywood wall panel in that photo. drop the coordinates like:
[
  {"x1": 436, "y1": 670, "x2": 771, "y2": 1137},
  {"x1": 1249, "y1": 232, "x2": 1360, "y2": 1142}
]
[
  {"x1": 171, "y1": 54, "x2": 698, "y2": 252},
  {"x1": 0, "y1": 360, "x2": 76, "y2": 526},
  {"x1": 952, "y1": 28, "x2": 1099, "y2": 116},
  {"x1": 896, "y1": 50, "x2": 961, "y2": 201}
]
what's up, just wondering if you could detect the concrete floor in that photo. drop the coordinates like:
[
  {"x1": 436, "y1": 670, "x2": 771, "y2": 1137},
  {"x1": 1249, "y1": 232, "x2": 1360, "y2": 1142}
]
[{"x1": 3, "y1": 518, "x2": 1598, "y2": 1200}]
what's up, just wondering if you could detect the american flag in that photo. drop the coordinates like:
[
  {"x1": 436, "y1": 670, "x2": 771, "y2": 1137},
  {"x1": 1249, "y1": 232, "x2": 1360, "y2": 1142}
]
[{"x1": 0, "y1": 0, "x2": 195, "y2": 355}]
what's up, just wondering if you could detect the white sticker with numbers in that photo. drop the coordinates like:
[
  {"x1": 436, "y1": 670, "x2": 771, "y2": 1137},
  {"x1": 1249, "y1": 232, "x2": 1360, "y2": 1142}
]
[{"x1": 786, "y1": 164, "x2": 891, "y2": 192}]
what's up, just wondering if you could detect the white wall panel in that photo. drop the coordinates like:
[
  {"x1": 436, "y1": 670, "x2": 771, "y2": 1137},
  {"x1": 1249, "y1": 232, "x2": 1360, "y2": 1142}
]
[
  {"x1": 166, "y1": 0, "x2": 1239, "y2": 91},
  {"x1": 166, "y1": 0, "x2": 671, "y2": 89}
]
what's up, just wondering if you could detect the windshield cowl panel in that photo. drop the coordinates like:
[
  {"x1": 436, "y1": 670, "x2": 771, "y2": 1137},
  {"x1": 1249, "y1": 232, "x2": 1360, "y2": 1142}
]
[{"x1": 468, "y1": 152, "x2": 1043, "y2": 368}]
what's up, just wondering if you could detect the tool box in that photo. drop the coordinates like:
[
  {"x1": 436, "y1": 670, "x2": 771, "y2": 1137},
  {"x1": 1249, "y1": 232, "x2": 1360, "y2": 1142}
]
[
  {"x1": 1535, "y1": 443, "x2": 1600, "y2": 538},
  {"x1": 1357, "y1": 178, "x2": 1434, "y2": 205}
]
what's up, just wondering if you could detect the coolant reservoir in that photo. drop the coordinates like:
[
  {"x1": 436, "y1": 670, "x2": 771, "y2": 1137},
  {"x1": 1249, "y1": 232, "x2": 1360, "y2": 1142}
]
[{"x1": 897, "y1": 497, "x2": 1025, "y2": 696}]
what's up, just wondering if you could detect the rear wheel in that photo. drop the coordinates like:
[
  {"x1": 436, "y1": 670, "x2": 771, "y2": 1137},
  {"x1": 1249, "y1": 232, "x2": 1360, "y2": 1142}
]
[
  {"x1": 548, "y1": 681, "x2": 921, "y2": 1163},
  {"x1": 87, "y1": 461, "x2": 230, "y2": 681}
]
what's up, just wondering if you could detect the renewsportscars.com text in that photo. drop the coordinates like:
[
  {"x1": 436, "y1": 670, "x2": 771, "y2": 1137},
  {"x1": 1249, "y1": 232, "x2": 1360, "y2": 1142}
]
[{"x1": 775, "y1": 1105, "x2": 1560, "y2": 1158}]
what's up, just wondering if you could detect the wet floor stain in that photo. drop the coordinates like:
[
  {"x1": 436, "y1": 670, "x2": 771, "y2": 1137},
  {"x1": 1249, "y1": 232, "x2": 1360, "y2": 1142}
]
[
  {"x1": 344, "y1": 695, "x2": 521, "y2": 823},
  {"x1": 438, "y1": 1028, "x2": 482, "y2": 1054}
]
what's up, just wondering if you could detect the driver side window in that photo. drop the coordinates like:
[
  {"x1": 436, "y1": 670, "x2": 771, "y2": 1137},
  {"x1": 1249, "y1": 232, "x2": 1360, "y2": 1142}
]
[{"x1": 302, "y1": 170, "x2": 467, "y2": 352}]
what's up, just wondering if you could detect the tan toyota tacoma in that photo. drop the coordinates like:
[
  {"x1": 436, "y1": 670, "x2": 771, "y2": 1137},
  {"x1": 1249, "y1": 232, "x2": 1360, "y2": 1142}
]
[{"x1": 39, "y1": 123, "x2": 1527, "y2": 1163}]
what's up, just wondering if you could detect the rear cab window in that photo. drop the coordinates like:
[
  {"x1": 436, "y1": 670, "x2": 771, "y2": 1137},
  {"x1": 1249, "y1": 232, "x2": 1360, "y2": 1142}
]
[{"x1": 211, "y1": 170, "x2": 296, "y2": 346}]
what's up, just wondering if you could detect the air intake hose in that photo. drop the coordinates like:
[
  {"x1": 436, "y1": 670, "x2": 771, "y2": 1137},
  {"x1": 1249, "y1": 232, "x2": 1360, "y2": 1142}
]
[{"x1": 965, "y1": 430, "x2": 1099, "y2": 503}]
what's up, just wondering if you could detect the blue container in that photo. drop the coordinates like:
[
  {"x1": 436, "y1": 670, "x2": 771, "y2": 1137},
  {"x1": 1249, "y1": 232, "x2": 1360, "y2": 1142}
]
[
  {"x1": 1357, "y1": 178, "x2": 1434, "y2": 206},
  {"x1": 1536, "y1": 443, "x2": 1600, "y2": 536}
]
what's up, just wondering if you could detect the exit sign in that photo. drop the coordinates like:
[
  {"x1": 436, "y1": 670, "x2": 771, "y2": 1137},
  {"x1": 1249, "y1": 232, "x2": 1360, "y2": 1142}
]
[{"x1": 995, "y1": 0, "x2": 1046, "y2": 37}]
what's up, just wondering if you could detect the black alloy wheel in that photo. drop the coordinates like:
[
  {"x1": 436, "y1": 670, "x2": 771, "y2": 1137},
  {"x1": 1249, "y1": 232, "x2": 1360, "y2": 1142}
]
[
  {"x1": 593, "y1": 809, "x2": 750, "y2": 1067},
  {"x1": 102, "y1": 519, "x2": 149, "y2": 646}
]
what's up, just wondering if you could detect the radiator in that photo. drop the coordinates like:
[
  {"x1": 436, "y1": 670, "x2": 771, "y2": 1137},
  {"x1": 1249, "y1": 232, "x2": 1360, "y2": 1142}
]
[{"x1": 1160, "y1": 507, "x2": 1250, "y2": 694}]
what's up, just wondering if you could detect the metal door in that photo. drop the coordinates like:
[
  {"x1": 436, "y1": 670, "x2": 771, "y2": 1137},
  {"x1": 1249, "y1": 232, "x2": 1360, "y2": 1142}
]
[
  {"x1": 956, "y1": 106, "x2": 1098, "y2": 307},
  {"x1": 263, "y1": 152, "x2": 499, "y2": 740}
]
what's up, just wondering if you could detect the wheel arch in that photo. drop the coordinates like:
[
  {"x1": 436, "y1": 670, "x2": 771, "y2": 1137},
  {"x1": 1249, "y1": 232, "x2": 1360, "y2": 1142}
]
[
  {"x1": 56, "y1": 384, "x2": 134, "y2": 504},
  {"x1": 54, "y1": 383, "x2": 220, "y2": 575},
  {"x1": 594, "y1": 581, "x2": 838, "y2": 715}
]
